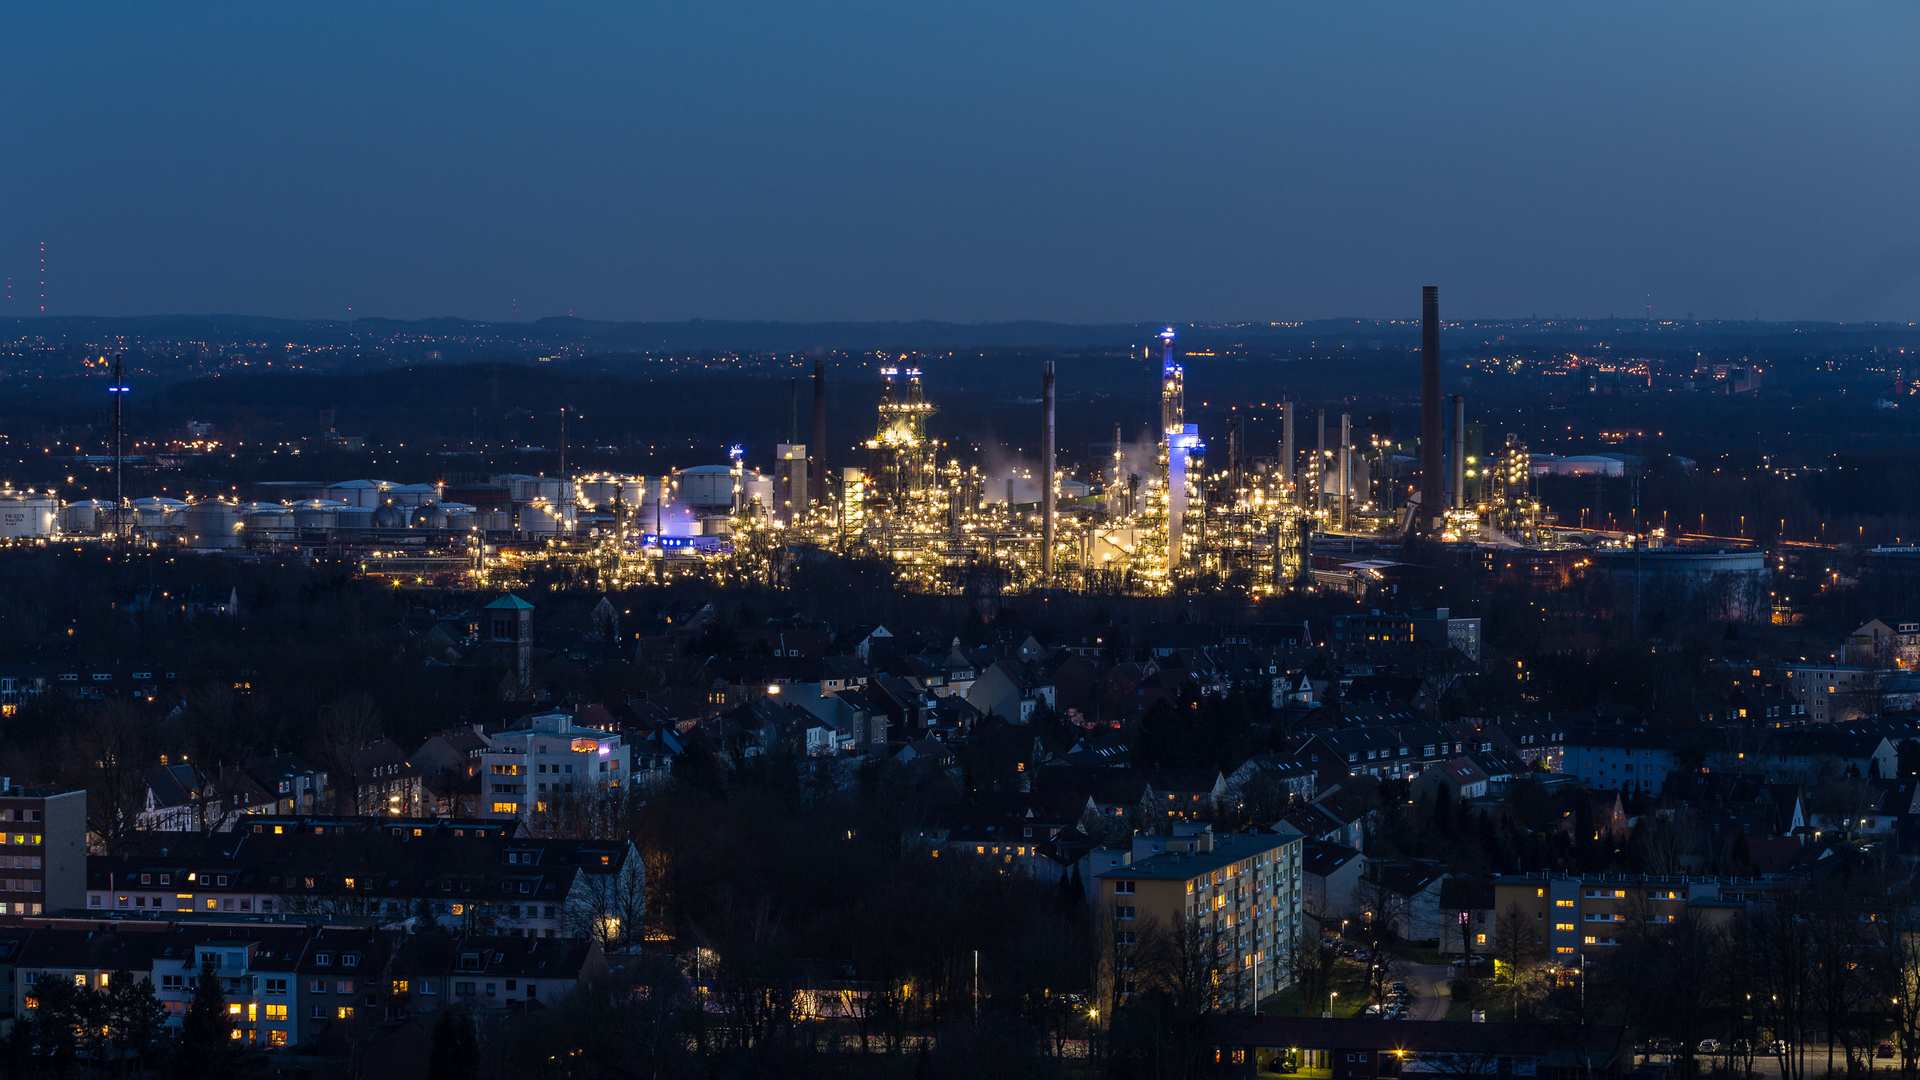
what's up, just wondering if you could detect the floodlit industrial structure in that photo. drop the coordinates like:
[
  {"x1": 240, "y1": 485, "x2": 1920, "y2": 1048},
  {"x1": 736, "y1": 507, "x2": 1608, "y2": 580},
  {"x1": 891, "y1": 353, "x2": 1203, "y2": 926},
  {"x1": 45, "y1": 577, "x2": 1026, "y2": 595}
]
[{"x1": 43, "y1": 293, "x2": 1741, "y2": 599}]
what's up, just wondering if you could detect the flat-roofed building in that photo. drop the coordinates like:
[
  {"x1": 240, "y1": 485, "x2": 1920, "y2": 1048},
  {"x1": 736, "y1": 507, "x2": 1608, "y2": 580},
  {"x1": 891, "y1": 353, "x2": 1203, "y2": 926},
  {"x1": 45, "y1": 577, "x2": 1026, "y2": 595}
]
[{"x1": 1096, "y1": 826, "x2": 1304, "y2": 1011}]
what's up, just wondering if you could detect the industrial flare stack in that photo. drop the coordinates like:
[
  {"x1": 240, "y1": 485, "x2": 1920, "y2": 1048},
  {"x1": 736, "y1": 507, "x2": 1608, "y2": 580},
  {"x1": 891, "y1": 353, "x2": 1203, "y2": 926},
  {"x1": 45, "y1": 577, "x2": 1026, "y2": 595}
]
[{"x1": 1042, "y1": 360, "x2": 1056, "y2": 582}]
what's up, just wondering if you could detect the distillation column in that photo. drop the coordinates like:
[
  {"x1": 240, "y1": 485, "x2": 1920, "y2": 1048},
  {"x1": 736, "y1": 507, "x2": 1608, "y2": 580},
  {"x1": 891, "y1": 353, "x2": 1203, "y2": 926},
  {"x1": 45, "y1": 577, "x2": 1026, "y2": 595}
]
[
  {"x1": 1042, "y1": 361, "x2": 1056, "y2": 582},
  {"x1": 1339, "y1": 413, "x2": 1352, "y2": 529},
  {"x1": 1280, "y1": 401, "x2": 1296, "y2": 499}
]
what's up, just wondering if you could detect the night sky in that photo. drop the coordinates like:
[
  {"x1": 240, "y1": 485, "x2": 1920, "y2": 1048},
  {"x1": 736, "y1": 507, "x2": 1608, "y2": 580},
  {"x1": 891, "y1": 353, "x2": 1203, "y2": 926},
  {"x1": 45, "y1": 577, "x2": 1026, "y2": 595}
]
[{"x1": 4, "y1": 2, "x2": 1917, "y2": 323}]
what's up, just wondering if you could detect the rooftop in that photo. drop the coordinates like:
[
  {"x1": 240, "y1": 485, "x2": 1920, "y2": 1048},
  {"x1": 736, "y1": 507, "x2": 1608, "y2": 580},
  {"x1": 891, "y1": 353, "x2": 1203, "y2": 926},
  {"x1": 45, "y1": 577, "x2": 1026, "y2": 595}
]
[{"x1": 1096, "y1": 831, "x2": 1295, "y2": 882}]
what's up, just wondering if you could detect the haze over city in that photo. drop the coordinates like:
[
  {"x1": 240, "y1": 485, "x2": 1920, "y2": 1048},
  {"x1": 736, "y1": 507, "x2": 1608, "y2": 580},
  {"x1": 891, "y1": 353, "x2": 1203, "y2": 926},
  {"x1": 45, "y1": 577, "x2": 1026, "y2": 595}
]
[{"x1": 5, "y1": 2, "x2": 1920, "y2": 324}]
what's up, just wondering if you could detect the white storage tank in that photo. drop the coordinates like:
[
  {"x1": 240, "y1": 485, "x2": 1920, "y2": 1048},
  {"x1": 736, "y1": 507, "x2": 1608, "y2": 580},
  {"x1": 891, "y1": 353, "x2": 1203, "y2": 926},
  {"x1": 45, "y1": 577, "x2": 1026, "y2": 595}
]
[
  {"x1": 576, "y1": 474, "x2": 647, "y2": 510},
  {"x1": 294, "y1": 500, "x2": 345, "y2": 530},
  {"x1": 676, "y1": 465, "x2": 740, "y2": 510},
  {"x1": 184, "y1": 500, "x2": 241, "y2": 550},
  {"x1": 242, "y1": 503, "x2": 295, "y2": 536},
  {"x1": 0, "y1": 493, "x2": 60, "y2": 539},
  {"x1": 63, "y1": 499, "x2": 113, "y2": 535},
  {"x1": 131, "y1": 497, "x2": 186, "y2": 528},
  {"x1": 518, "y1": 500, "x2": 577, "y2": 536},
  {"x1": 386, "y1": 483, "x2": 441, "y2": 507},
  {"x1": 371, "y1": 503, "x2": 411, "y2": 529},
  {"x1": 437, "y1": 502, "x2": 477, "y2": 531},
  {"x1": 490, "y1": 474, "x2": 564, "y2": 503},
  {"x1": 325, "y1": 479, "x2": 392, "y2": 508},
  {"x1": 743, "y1": 476, "x2": 774, "y2": 512}
]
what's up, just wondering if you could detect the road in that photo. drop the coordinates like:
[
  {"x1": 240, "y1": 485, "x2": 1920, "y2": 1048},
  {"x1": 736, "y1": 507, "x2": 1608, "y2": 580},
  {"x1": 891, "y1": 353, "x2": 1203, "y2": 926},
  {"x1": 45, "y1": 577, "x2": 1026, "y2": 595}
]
[{"x1": 1402, "y1": 963, "x2": 1452, "y2": 1021}]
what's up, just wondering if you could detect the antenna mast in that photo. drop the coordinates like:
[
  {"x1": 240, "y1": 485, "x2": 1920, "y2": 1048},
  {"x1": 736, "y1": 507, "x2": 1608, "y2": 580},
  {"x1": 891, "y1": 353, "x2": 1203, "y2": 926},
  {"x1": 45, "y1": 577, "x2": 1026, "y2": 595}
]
[{"x1": 110, "y1": 353, "x2": 129, "y2": 544}]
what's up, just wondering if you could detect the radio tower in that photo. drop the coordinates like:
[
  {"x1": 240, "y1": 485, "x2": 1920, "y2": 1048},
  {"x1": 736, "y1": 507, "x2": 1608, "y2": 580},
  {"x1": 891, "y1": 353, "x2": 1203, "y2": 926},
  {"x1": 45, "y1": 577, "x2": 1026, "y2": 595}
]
[{"x1": 110, "y1": 354, "x2": 130, "y2": 543}]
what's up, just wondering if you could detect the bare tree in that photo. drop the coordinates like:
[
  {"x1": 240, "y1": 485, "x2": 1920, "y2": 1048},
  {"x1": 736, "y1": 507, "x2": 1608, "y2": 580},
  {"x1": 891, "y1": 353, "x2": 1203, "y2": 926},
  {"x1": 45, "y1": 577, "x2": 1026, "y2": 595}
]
[
  {"x1": 310, "y1": 693, "x2": 383, "y2": 815},
  {"x1": 1284, "y1": 932, "x2": 1341, "y2": 1017},
  {"x1": 1751, "y1": 888, "x2": 1819, "y2": 1080},
  {"x1": 532, "y1": 784, "x2": 630, "y2": 841},
  {"x1": 60, "y1": 701, "x2": 152, "y2": 854},
  {"x1": 1873, "y1": 898, "x2": 1920, "y2": 1080},
  {"x1": 560, "y1": 843, "x2": 648, "y2": 951},
  {"x1": 1492, "y1": 902, "x2": 1551, "y2": 1020},
  {"x1": 1353, "y1": 873, "x2": 1410, "y2": 1015}
]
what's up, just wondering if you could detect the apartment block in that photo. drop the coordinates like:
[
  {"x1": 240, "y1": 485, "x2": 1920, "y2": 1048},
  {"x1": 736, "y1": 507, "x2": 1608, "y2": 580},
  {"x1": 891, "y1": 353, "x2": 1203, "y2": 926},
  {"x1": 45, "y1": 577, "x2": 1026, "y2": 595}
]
[{"x1": 1097, "y1": 826, "x2": 1304, "y2": 1010}]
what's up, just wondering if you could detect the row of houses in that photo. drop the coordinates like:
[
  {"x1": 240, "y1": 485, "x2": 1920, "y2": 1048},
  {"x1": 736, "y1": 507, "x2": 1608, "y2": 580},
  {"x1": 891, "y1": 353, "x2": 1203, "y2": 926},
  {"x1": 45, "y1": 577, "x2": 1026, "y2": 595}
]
[
  {"x1": 87, "y1": 816, "x2": 645, "y2": 943},
  {"x1": 139, "y1": 708, "x2": 671, "y2": 834},
  {"x1": 0, "y1": 922, "x2": 602, "y2": 1051}
]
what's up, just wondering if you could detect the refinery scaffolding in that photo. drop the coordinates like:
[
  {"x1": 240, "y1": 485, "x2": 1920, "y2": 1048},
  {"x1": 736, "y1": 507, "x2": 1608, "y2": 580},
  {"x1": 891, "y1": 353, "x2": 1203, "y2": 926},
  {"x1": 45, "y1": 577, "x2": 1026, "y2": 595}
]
[{"x1": 60, "y1": 295, "x2": 1608, "y2": 597}]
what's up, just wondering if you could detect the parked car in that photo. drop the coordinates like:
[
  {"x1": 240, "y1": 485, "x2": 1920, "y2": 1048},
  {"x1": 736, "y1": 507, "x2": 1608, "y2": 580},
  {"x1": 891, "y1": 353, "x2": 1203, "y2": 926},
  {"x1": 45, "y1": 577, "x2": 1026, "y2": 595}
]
[
  {"x1": 1697, "y1": 1041, "x2": 1719, "y2": 1055},
  {"x1": 1877, "y1": 1043, "x2": 1896, "y2": 1060}
]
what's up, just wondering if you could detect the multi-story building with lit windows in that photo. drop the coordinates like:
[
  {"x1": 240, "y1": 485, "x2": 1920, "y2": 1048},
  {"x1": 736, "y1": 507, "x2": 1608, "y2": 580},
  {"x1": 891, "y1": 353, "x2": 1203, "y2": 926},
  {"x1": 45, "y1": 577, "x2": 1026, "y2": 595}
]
[
  {"x1": 480, "y1": 712, "x2": 632, "y2": 819},
  {"x1": 1489, "y1": 872, "x2": 1791, "y2": 962},
  {"x1": 1096, "y1": 825, "x2": 1304, "y2": 1010},
  {"x1": 9, "y1": 923, "x2": 604, "y2": 1052},
  {"x1": 0, "y1": 782, "x2": 85, "y2": 915}
]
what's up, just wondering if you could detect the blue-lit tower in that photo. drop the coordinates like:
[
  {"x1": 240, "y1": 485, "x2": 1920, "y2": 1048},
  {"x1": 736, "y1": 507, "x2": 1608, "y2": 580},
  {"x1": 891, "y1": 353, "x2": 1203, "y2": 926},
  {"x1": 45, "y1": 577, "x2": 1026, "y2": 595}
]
[{"x1": 1157, "y1": 330, "x2": 1202, "y2": 567}]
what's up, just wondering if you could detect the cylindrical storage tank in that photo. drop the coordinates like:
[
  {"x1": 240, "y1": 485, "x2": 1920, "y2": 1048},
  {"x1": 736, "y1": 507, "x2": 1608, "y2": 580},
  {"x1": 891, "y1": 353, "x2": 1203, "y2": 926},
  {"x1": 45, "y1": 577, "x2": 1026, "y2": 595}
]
[
  {"x1": 699, "y1": 516, "x2": 733, "y2": 537},
  {"x1": 518, "y1": 501, "x2": 561, "y2": 536},
  {"x1": 490, "y1": 474, "x2": 563, "y2": 503},
  {"x1": 294, "y1": 500, "x2": 344, "y2": 530},
  {"x1": 242, "y1": 503, "x2": 294, "y2": 537},
  {"x1": 476, "y1": 509, "x2": 512, "y2": 532},
  {"x1": 335, "y1": 506, "x2": 374, "y2": 531},
  {"x1": 386, "y1": 483, "x2": 440, "y2": 507},
  {"x1": 0, "y1": 494, "x2": 60, "y2": 539},
  {"x1": 63, "y1": 499, "x2": 112, "y2": 534},
  {"x1": 576, "y1": 475, "x2": 642, "y2": 510},
  {"x1": 184, "y1": 501, "x2": 241, "y2": 550},
  {"x1": 132, "y1": 497, "x2": 187, "y2": 528},
  {"x1": 325, "y1": 480, "x2": 391, "y2": 508},
  {"x1": 743, "y1": 476, "x2": 774, "y2": 511},
  {"x1": 675, "y1": 465, "x2": 737, "y2": 511},
  {"x1": 436, "y1": 502, "x2": 476, "y2": 532}
]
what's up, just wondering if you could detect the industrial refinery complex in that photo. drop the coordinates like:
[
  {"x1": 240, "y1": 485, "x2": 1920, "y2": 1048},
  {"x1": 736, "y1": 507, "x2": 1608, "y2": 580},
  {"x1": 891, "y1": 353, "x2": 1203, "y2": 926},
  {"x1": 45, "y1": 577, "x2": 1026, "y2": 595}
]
[{"x1": 1, "y1": 289, "x2": 1773, "y2": 612}]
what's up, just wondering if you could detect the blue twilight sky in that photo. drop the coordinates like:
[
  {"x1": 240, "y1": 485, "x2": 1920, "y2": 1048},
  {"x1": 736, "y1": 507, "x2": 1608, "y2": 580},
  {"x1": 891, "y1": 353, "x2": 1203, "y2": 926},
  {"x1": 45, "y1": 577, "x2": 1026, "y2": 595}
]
[{"x1": 3, "y1": 2, "x2": 1918, "y2": 324}]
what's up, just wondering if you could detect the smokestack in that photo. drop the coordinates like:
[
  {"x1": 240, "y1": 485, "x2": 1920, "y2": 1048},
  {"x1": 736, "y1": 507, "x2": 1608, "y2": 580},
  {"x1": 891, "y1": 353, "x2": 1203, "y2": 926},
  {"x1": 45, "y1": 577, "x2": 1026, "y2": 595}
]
[
  {"x1": 812, "y1": 358, "x2": 828, "y2": 506},
  {"x1": 1042, "y1": 361, "x2": 1057, "y2": 582},
  {"x1": 1315, "y1": 409, "x2": 1327, "y2": 515},
  {"x1": 1280, "y1": 401, "x2": 1296, "y2": 497},
  {"x1": 1421, "y1": 285, "x2": 1442, "y2": 534},
  {"x1": 1451, "y1": 395, "x2": 1466, "y2": 510},
  {"x1": 1339, "y1": 413, "x2": 1352, "y2": 529}
]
